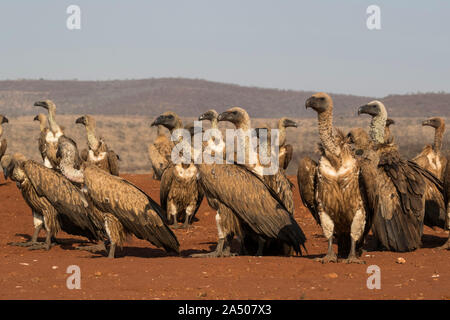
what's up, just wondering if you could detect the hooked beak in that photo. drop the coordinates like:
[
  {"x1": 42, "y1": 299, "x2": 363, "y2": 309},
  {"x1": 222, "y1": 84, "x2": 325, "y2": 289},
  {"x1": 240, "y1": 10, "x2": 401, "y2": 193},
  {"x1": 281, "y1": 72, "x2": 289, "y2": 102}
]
[
  {"x1": 151, "y1": 115, "x2": 165, "y2": 127},
  {"x1": 217, "y1": 111, "x2": 232, "y2": 122},
  {"x1": 33, "y1": 115, "x2": 39, "y2": 122},
  {"x1": 358, "y1": 104, "x2": 376, "y2": 116},
  {"x1": 34, "y1": 101, "x2": 48, "y2": 109},
  {"x1": 422, "y1": 120, "x2": 432, "y2": 127},
  {"x1": 1, "y1": 117, "x2": 8, "y2": 124},
  {"x1": 305, "y1": 97, "x2": 313, "y2": 110},
  {"x1": 284, "y1": 119, "x2": 298, "y2": 128}
]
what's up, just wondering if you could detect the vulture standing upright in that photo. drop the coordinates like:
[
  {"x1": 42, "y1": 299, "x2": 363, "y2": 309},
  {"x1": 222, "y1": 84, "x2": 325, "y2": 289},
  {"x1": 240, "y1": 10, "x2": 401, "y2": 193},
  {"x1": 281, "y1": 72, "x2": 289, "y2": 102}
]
[
  {"x1": 152, "y1": 113, "x2": 203, "y2": 228},
  {"x1": 34, "y1": 100, "x2": 64, "y2": 169},
  {"x1": 1, "y1": 153, "x2": 107, "y2": 251},
  {"x1": 413, "y1": 117, "x2": 447, "y2": 180},
  {"x1": 148, "y1": 124, "x2": 173, "y2": 180},
  {"x1": 57, "y1": 136, "x2": 180, "y2": 255},
  {"x1": 75, "y1": 115, "x2": 120, "y2": 176},
  {"x1": 297, "y1": 93, "x2": 372, "y2": 263},
  {"x1": 0, "y1": 115, "x2": 9, "y2": 160},
  {"x1": 33, "y1": 114, "x2": 49, "y2": 163},
  {"x1": 357, "y1": 101, "x2": 444, "y2": 251}
]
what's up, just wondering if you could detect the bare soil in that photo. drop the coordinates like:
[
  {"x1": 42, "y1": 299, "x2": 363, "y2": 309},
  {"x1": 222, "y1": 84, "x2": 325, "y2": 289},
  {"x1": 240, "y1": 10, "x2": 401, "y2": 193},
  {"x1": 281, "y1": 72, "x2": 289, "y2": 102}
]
[{"x1": 0, "y1": 174, "x2": 448, "y2": 300}]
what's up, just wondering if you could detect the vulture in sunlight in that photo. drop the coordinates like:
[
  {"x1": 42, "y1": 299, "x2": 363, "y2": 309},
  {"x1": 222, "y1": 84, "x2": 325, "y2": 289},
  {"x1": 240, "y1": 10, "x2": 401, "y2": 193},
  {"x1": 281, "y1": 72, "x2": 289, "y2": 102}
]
[
  {"x1": 356, "y1": 101, "x2": 444, "y2": 252},
  {"x1": 413, "y1": 117, "x2": 447, "y2": 180},
  {"x1": 33, "y1": 114, "x2": 49, "y2": 163},
  {"x1": 297, "y1": 93, "x2": 372, "y2": 264},
  {"x1": 0, "y1": 115, "x2": 9, "y2": 160},
  {"x1": 151, "y1": 113, "x2": 203, "y2": 228},
  {"x1": 34, "y1": 100, "x2": 64, "y2": 169},
  {"x1": 1, "y1": 153, "x2": 108, "y2": 252},
  {"x1": 148, "y1": 124, "x2": 173, "y2": 180},
  {"x1": 195, "y1": 107, "x2": 303, "y2": 257},
  {"x1": 442, "y1": 157, "x2": 450, "y2": 249},
  {"x1": 75, "y1": 115, "x2": 120, "y2": 176},
  {"x1": 57, "y1": 135, "x2": 180, "y2": 255}
]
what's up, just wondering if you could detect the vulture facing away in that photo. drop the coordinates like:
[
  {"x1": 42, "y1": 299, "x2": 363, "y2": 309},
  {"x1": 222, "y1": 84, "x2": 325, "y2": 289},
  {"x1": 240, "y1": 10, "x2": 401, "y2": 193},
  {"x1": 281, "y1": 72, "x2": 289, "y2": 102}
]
[
  {"x1": 0, "y1": 115, "x2": 9, "y2": 160},
  {"x1": 148, "y1": 124, "x2": 173, "y2": 180},
  {"x1": 357, "y1": 101, "x2": 444, "y2": 252},
  {"x1": 297, "y1": 93, "x2": 372, "y2": 264},
  {"x1": 152, "y1": 113, "x2": 203, "y2": 228},
  {"x1": 75, "y1": 115, "x2": 120, "y2": 176},
  {"x1": 57, "y1": 136, "x2": 180, "y2": 255}
]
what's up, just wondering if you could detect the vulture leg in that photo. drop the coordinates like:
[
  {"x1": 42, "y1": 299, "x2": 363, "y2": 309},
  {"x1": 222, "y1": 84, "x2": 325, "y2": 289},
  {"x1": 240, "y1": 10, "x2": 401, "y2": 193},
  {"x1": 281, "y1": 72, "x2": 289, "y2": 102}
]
[
  {"x1": 315, "y1": 237, "x2": 337, "y2": 263},
  {"x1": 342, "y1": 208, "x2": 366, "y2": 264},
  {"x1": 191, "y1": 237, "x2": 236, "y2": 258},
  {"x1": 180, "y1": 204, "x2": 195, "y2": 229},
  {"x1": 28, "y1": 230, "x2": 53, "y2": 251},
  {"x1": 108, "y1": 242, "x2": 117, "y2": 258},
  {"x1": 342, "y1": 238, "x2": 365, "y2": 264},
  {"x1": 168, "y1": 201, "x2": 180, "y2": 229}
]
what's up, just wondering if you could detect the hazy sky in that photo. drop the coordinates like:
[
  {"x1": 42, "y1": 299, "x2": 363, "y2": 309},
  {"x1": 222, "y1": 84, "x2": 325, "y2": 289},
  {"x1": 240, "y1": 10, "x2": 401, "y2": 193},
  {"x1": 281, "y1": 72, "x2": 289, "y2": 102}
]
[{"x1": 1, "y1": 1, "x2": 449, "y2": 97}]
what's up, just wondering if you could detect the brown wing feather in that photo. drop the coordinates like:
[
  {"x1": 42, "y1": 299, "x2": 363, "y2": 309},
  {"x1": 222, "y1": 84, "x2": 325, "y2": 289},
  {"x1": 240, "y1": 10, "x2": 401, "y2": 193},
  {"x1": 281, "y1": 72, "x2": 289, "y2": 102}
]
[
  {"x1": 23, "y1": 160, "x2": 105, "y2": 241},
  {"x1": 148, "y1": 144, "x2": 170, "y2": 180},
  {"x1": 281, "y1": 144, "x2": 293, "y2": 170},
  {"x1": 107, "y1": 150, "x2": 120, "y2": 176},
  {"x1": 0, "y1": 139, "x2": 7, "y2": 160},
  {"x1": 83, "y1": 165, "x2": 179, "y2": 253},
  {"x1": 297, "y1": 157, "x2": 320, "y2": 225},
  {"x1": 197, "y1": 163, "x2": 306, "y2": 254}
]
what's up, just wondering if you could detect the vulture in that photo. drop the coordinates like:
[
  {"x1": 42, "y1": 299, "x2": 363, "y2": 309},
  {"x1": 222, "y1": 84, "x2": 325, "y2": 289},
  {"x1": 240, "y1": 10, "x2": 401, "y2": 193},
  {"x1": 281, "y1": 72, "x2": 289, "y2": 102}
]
[
  {"x1": 1, "y1": 153, "x2": 107, "y2": 251},
  {"x1": 0, "y1": 115, "x2": 9, "y2": 160},
  {"x1": 413, "y1": 117, "x2": 447, "y2": 180},
  {"x1": 384, "y1": 118, "x2": 395, "y2": 144},
  {"x1": 297, "y1": 93, "x2": 372, "y2": 263},
  {"x1": 199, "y1": 109, "x2": 226, "y2": 161},
  {"x1": 34, "y1": 100, "x2": 64, "y2": 169},
  {"x1": 357, "y1": 101, "x2": 444, "y2": 251},
  {"x1": 442, "y1": 158, "x2": 450, "y2": 249},
  {"x1": 33, "y1": 114, "x2": 49, "y2": 163},
  {"x1": 57, "y1": 135, "x2": 180, "y2": 255},
  {"x1": 195, "y1": 107, "x2": 306, "y2": 257},
  {"x1": 148, "y1": 124, "x2": 173, "y2": 180},
  {"x1": 151, "y1": 113, "x2": 203, "y2": 228},
  {"x1": 75, "y1": 115, "x2": 120, "y2": 176},
  {"x1": 254, "y1": 117, "x2": 297, "y2": 171}
]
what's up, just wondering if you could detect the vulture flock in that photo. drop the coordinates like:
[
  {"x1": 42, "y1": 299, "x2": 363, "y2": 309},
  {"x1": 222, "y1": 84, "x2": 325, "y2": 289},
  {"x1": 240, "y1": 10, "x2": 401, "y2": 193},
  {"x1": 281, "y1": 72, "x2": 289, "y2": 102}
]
[{"x1": 0, "y1": 94, "x2": 448, "y2": 263}]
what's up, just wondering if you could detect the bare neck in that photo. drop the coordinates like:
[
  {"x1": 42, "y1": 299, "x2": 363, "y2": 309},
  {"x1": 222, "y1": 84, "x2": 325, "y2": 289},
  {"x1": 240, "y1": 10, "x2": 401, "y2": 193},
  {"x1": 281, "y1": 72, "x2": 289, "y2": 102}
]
[
  {"x1": 86, "y1": 124, "x2": 99, "y2": 151},
  {"x1": 434, "y1": 125, "x2": 445, "y2": 152},
  {"x1": 48, "y1": 108, "x2": 61, "y2": 134},
  {"x1": 318, "y1": 109, "x2": 340, "y2": 157}
]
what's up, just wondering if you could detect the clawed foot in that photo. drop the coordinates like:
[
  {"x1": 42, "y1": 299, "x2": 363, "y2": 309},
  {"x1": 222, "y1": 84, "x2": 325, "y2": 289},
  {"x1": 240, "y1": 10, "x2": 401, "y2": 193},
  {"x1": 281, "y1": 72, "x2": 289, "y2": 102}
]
[
  {"x1": 8, "y1": 241, "x2": 44, "y2": 247},
  {"x1": 341, "y1": 256, "x2": 366, "y2": 264},
  {"x1": 190, "y1": 251, "x2": 237, "y2": 258},
  {"x1": 28, "y1": 242, "x2": 54, "y2": 251},
  {"x1": 315, "y1": 253, "x2": 338, "y2": 264}
]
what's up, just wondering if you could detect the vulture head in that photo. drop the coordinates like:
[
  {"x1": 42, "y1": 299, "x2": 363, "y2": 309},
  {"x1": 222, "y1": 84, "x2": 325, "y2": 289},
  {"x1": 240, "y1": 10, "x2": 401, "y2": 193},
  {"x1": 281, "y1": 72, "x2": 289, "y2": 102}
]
[
  {"x1": 75, "y1": 115, "x2": 96, "y2": 128},
  {"x1": 151, "y1": 111, "x2": 182, "y2": 131},
  {"x1": 305, "y1": 92, "x2": 333, "y2": 114},
  {"x1": 0, "y1": 115, "x2": 9, "y2": 125},
  {"x1": 199, "y1": 109, "x2": 219, "y2": 122},
  {"x1": 386, "y1": 118, "x2": 395, "y2": 128},
  {"x1": 217, "y1": 107, "x2": 250, "y2": 128},
  {"x1": 2, "y1": 153, "x2": 26, "y2": 181},
  {"x1": 34, "y1": 100, "x2": 56, "y2": 112},
  {"x1": 422, "y1": 117, "x2": 445, "y2": 129},
  {"x1": 279, "y1": 117, "x2": 298, "y2": 129},
  {"x1": 347, "y1": 128, "x2": 371, "y2": 154},
  {"x1": 33, "y1": 114, "x2": 46, "y2": 123},
  {"x1": 358, "y1": 100, "x2": 387, "y2": 118}
]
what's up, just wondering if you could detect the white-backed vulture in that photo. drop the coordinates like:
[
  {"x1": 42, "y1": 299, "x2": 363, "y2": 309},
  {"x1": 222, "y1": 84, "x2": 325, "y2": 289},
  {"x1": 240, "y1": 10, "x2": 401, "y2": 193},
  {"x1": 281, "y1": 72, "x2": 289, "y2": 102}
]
[
  {"x1": 75, "y1": 115, "x2": 120, "y2": 176},
  {"x1": 297, "y1": 93, "x2": 372, "y2": 264},
  {"x1": 413, "y1": 117, "x2": 447, "y2": 179},
  {"x1": 33, "y1": 114, "x2": 49, "y2": 163},
  {"x1": 57, "y1": 135, "x2": 180, "y2": 254},
  {"x1": 198, "y1": 107, "x2": 306, "y2": 255},
  {"x1": 34, "y1": 100, "x2": 64, "y2": 169},
  {"x1": 357, "y1": 101, "x2": 444, "y2": 252},
  {"x1": 152, "y1": 113, "x2": 203, "y2": 228},
  {"x1": 0, "y1": 115, "x2": 9, "y2": 160},
  {"x1": 148, "y1": 124, "x2": 173, "y2": 180},
  {"x1": 277, "y1": 118, "x2": 297, "y2": 171},
  {"x1": 441, "y1": 158, "x2": 450, "y2": 249},
  {"x1": 1, "y1": 153, "x2": 107, "y2": 251}
]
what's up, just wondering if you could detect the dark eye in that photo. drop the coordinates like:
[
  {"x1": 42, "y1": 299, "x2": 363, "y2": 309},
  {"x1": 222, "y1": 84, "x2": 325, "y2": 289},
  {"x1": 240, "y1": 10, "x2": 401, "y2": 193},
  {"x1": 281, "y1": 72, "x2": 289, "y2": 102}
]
[
  {"x1": 319, "y1": 97, "x2": 325, "y2": 101},
  {"x1": 355, "y1": 149, "x2": 364, "y2": 156},
  {"x1": 232, "y1": 111, "x2": 238, "y2": 115},
  {"x1": 168, "y1": 115, "x2": 174, "y2": 119}
]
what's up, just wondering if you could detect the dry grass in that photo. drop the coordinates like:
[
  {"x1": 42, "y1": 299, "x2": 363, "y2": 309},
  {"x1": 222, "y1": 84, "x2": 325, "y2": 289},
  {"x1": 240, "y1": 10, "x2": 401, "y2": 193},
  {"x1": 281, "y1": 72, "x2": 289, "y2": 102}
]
[{"x1": 2, "y1": 115, "x2": 449, "y2": 174}]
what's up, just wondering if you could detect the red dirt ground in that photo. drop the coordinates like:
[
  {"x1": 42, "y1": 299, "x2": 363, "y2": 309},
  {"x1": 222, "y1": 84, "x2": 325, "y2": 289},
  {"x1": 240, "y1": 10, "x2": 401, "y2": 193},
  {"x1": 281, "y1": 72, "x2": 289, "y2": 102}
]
[{"x1": 0, "y1": 174, "x2": 448, "y2": 300}]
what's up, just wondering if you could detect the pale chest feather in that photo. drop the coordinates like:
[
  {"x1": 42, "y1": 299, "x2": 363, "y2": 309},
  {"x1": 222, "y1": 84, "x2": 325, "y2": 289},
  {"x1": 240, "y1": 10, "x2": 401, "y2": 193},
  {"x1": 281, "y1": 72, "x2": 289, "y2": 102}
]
[
  {"x1": 45, "y1": 131, "x2": 63, "y2": 144},
  {"x1": 174, "y1": 164, "x2": 197, "y2": 180},
  {"x1": 319, "y1": 156, "x2": 357, "y2": 180},
  {"x1": 426, "y1": 152, "x2": 441, "y2": 172},
  {"x1": 88, "y1": 150, "x2": 107, "y2": 162}
]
